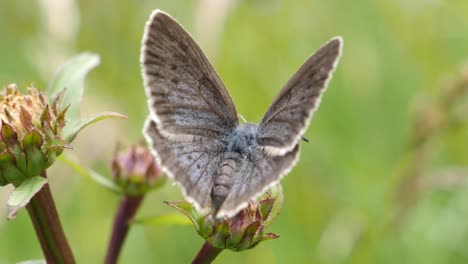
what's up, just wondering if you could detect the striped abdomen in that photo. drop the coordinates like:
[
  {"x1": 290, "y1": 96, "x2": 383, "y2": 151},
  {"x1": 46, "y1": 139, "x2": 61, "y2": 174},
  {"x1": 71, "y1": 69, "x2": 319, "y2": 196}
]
[{"x1": 211, "y1": 155, "x2": 238, "y2": 214}]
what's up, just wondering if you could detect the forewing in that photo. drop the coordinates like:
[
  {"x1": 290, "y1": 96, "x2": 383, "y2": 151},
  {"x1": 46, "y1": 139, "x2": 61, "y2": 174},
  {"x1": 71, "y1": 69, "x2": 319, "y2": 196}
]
[
  {"x1": 144, "y1": 118, "x2": 223, "y2": 210},
  {"x1": 216, "y1": 145, "x2": 300, "y2": 218},
  {"x1": 258, "y1": 37, "x2": 343, "y2": 155},
  {"x1": 141, "y1": 10, "x2": 238, "y2": 140}
]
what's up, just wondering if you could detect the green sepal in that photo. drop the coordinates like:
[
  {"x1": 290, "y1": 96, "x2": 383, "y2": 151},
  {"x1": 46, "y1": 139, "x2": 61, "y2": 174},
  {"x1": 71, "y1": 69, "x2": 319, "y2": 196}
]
[
  {"x1": 7, "y1": 176, "x2": 48, "y2": 219},
  {"x1": 235, "y1": 221, "x2": 261, "y2": 251},
  {"x1": 130, "y1": 185, "x2": 147, "y2": 196},
  {"x1": 197, "y1": 214, "x2": 214, "y2": 239},
  {"x1": 119, "y1": 173, "x2": 165, "y2": 196},
  {"x1": 0, "y1": 151, "x2": 26, "y2": 186},
  {"x1": 165, "y1": 200, "x2": 203, "y2": 232},
  {"x1": 165, "y1": 200, "x2": 216, "y2": 240},
  {"x1": 2, "y1": 108, "x2": 15, "y2": 124},
  {"x1": 115, "y1": 174, "x2": 165, "y2": 196},
  {"x1": 208, "y1": 221, "x2": 230, "y2": 248},
  {"x1": 55, "y1": 104, "x2": 69, "y2": 134},
  {"x1": 51, "y1": 89, "x2": 66, "y2": 117},
  {"x1": 259, "y1": 232, "x2": 280, "y2": 243},
  {"x1": 40, "y1": 104, "x2": 51, "y2": 124},
  {"x1": 117, "y1": 175, "x2": 146, "y2": 196},
  {"x1": 43, "y1": 138, "x2": 72, "y2": 168},
  {"x1": 39, "y1": 106, "x2": 55, "y2": 141},
  {"x1": 0, "y1": 122, "x2": 26, "y2": 170},
  {"x1": 258, "y1": 197, "x2": 275, "y2": 221},
  {"x1": 225, "y1": 213, "x2": 247, "y2": 248},
  {"x1": 44, "y1": 146, "x2": 65, "y2": 168},
  {"x1": 19, "y1": 107, "x2": 34, "y2": 131},
  {"x1": 1, "y1": 122, "x2": 20, "y2": 148},
  {"x1": 63, "y1": 111, "x2": 127, "y2": 142},
  {"x1": 22, "y1": 130, "x2": 46, "y2": 177},
  {"x1": 262, "y1": 184, "x2": 283, "y2": 227},
  {"x1": 0, "y1": 170, "x2": 7, "y2": 186}
]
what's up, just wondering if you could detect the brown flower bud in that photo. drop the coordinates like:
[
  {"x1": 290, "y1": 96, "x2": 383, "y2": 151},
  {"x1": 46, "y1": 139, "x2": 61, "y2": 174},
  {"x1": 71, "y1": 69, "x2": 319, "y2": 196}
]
[{"x1": 112, "y1": 143, "x2": 165, "y2": 195}]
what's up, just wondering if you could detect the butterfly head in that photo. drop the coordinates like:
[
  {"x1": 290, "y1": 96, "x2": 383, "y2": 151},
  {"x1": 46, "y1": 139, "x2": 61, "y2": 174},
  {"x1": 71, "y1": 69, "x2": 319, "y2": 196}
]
[{"x1": 225, "y1": 123, "x2": 258, "y2": 157}]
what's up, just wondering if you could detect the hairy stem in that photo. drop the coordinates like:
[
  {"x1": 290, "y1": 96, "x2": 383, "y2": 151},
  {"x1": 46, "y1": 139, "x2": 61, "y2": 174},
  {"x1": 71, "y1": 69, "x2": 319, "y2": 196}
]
[
  {"x1": 192, "y1": 241, "x2": 223, "y2": 264},
  {"x1": 26, "y1": 171, "x2": 75, "y2": 264},
  {"x1": 105, "y1": 195, "x2": 144, "y2": 264}
]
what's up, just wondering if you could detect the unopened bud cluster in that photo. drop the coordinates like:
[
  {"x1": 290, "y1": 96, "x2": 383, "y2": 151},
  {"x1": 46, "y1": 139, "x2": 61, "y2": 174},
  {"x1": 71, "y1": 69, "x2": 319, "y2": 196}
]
[
  {"x1": 112, "y1": 143, "x2": 164, "y2": 195},
  {"x1": 168, "y1": 185, "x2": 283, "y2": 251}
]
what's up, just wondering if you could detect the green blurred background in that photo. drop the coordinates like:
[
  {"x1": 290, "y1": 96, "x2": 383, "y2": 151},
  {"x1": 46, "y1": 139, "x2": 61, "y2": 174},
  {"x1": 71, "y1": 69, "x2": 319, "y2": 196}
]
[{"x1": 1, "y1": 0, "x2": 468, "y2": 263}]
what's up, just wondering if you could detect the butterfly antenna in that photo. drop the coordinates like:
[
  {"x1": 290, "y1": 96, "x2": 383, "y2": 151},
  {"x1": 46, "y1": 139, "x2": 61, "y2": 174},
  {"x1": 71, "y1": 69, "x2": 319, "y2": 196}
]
[
  {"x1": 301, "y1": 136, "x2": 309, "y2": 143},
  {"x1": 238, "y1": 114, "x2": 247, "y2": 123}
]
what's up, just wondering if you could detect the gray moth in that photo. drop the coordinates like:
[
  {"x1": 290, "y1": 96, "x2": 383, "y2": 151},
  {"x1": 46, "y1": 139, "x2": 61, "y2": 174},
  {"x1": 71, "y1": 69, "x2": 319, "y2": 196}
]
[{"x1": 141, "y1": 9, "x2": 343, "y2": 219}]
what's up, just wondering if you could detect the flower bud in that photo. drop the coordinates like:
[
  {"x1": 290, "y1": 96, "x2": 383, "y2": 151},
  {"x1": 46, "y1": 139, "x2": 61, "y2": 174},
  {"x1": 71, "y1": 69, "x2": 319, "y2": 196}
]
[
  {"x1": 0, "y1": 84, "x2": 69, "y2": 186},
  {"x1": 167, "y1": 184, "x2": 283, "y2": 251},
  {"x1": 112, "y1": 143, "x2": 165, "y2": 195}
]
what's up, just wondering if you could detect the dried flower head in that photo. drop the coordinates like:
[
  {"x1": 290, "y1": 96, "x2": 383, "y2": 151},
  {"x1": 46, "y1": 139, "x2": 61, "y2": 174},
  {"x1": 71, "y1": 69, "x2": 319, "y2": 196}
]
[
  {"x1": 0, "y1": 53, "x2": 126, "y2": 219},
  {"x1": 0, "y1": 84, "x2": 69, "y2": 186}
]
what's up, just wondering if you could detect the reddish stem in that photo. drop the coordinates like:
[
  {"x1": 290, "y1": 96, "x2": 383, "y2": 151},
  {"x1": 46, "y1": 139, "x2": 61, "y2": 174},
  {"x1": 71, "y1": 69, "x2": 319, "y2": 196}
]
[
  {"x1": 192, "y1": 241, "x2": 223, "y2": 264},
  {"x1": 105, "y1": 195, "x2": 144, "y2": 264},
  {"x1": 26, "y1": 171, "x2": 75, "y2": 264}
]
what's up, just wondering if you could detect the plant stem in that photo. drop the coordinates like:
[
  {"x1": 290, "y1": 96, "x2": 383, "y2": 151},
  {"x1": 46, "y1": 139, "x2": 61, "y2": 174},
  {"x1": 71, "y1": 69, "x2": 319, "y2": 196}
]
[
  {"x1": 192, "y1": 241, "x2": 223, "y2": 264},
  {"x1": 105, "y1": 195, "x2": 144, "y2": 264},
  {"x1": 26, "y1": 171, "x2": 75, "y2": 264}
]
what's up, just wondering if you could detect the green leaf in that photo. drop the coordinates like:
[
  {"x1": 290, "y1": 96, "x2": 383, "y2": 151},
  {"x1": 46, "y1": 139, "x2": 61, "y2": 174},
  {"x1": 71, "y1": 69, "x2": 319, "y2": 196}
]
[
  {"x1": 58, "y1": 155, "x2": 121, "y2": 193},
  {"x1": 7, "y1": 176, "x2": 48, "y2": 220},
  {"x1": 133, "y1": 213, "x2": 193, "y2": 226},
  {"x1": 63, "y1": 111, "x2": 127, "y2": 142},
  {"x1": 46, "y1": 53, "x2": 100, "y2": 127}
]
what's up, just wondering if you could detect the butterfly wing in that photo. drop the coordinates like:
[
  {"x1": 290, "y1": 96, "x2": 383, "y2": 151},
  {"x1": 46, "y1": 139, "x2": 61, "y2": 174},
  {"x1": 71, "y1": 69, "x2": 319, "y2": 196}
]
[
  {"x1": 142, "y1": 10, "x2": 238, "y2": 211},
  {"x1": 257, "y1": 37, "x2": 343, "y2": 155},
  {"x1": 216, "y1": 145, "x2": 300, "y2": 218},
  {"x1": 141, "y1": 10, "x2": 238, "y2": 140},
  {"x1": 145, "y1": 118, "x2": 223, "y2": 210}
]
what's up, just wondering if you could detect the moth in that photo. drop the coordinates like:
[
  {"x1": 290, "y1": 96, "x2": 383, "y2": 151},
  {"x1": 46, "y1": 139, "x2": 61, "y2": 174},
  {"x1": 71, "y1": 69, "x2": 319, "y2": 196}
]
[{"x1": 141, "y1": 9, "x2": 343, "y2": 219}]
